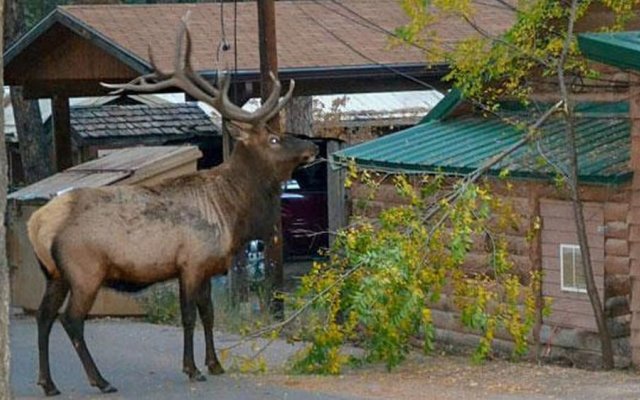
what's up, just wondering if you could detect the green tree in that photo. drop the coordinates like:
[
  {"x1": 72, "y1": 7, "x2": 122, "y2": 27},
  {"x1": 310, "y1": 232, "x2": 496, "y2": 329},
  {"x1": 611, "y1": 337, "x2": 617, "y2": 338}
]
[
  {"x1": 393, "y1": 0, "x2": 640, "y2": 370},
  {"x1": 287, "y1": 0, "x2": 640, "y2": 373},
  {"x1": 5, "y1": 0, "x2": 53, "y2": 185}
]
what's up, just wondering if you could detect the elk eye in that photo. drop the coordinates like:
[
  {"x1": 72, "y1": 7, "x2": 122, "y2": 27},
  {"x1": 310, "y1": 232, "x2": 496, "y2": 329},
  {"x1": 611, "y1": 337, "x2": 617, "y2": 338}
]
[{"x1": 269, "y1": 136, "x2": 280, "y2": 145}]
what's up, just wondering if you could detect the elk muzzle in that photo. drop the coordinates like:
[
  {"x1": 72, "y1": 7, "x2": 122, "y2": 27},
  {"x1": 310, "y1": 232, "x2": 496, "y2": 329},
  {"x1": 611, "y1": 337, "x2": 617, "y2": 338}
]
[{"x1": 301, "y1": 142, "x2": 319, "y2": 165}]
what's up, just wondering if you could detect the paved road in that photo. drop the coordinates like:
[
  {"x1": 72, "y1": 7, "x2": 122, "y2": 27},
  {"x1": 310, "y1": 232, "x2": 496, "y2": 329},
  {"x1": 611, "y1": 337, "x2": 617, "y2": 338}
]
[
  {"x1": 10, "y1": 316, "x2": 356, "y2": 400},
  {"x1": 11, "y1": 315, "x2": 640, "y2": 400}
]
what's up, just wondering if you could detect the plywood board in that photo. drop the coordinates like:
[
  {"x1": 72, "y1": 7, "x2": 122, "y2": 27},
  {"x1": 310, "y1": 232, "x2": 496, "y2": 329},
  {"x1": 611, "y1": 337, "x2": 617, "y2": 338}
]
[{"x1": 540, "y1": 199, "x2": 605, "y2": 333}]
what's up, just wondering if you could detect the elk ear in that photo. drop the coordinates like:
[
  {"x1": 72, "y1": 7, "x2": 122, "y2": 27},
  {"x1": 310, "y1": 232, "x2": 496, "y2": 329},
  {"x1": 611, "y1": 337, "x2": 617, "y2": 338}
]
[{"x1": 226, "y1": 122, "x2": 252, "y2": 143}]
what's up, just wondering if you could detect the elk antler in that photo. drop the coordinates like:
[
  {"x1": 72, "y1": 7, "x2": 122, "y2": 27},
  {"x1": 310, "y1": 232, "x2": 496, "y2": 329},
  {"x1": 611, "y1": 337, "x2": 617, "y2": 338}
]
[{"x1": 101, "y1": 15, "x2": 294, "y2": 127}]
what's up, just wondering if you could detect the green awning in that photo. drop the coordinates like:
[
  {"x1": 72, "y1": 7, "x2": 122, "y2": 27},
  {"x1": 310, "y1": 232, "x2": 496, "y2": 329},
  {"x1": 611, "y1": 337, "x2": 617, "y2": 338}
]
[
  {"x1": 333, "y1": 101, "x2": 631, "y2": 185},
  {"x1": 578, "y1": 31, "x2": 640, "y2": 71}
]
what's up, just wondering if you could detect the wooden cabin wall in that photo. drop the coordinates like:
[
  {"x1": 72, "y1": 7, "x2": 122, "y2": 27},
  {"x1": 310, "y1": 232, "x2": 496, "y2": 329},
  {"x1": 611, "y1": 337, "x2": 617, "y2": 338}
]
[{"x1": 349, "y1": 177, "x2": 632, "y2": 365}]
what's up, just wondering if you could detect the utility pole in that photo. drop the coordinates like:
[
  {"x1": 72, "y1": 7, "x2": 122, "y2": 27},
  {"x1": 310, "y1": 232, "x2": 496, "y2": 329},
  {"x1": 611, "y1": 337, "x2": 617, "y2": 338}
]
[{"x1": 257, "y1": 0, "x2": 284, "y2": 318}]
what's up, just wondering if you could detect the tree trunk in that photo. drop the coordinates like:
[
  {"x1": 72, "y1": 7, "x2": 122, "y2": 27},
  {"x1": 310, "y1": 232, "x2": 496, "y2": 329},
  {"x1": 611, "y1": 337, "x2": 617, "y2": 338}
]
[
  {"x1": 556, "y1": 0, "x2": 614, "y2": 369},
  {"x1": 4, "y1": 0, "x2": 52, "y2": 185},
  {"x1": 9, "y1": 88, "x2": 52, "y2": 184},
  {"x1": 0, "y1": 0, "x2": 10, "y2": 396},
  {"x1": 285, "y1": 96, "x2": 313, "y2": 136}
]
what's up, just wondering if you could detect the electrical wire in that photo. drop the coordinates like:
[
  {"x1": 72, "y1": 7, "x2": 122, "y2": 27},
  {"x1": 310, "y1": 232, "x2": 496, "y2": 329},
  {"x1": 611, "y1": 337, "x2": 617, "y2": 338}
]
[
  {"x1": 233, "y1": 0, "x2": 239, "y2": 101},
  {"x1": 293, "y1": 2, "x2": 444, "y2": 93},
  {"x1": 319, "y1": 0, "x2": 433, "y2": 53},
  {"x1": 319, "y1": 1, "x2": 635, "y2": 89},
  {"x1": 216, "y1": 0, "x2": 230, "y2": 63}
]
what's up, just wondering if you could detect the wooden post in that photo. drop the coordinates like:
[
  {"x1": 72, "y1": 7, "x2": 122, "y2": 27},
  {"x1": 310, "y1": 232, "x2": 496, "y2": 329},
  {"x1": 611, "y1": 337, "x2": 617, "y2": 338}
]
[
  {"x1": 528, "y1": 185, "x2": 544, "y2": 361},
  {"x1": 257, "y1": 0, "x2": 284, "y2": 317},
  {"x1": 52, "y1": 95, "x2": 72, "y2": 172},
  {"x1": 222, "y1": 118, "x2": 233, "y2": 161},
  {"x1": 0, "y1": 4, "x2": 10, "y2": 394},
  {"x1": 221, "y1": 83, "x2": 250, "y2": 161},
  {"x1": 327, "y1": 140, "x2": 347, "y2": 245},
  {"x1": 627, "y1": 72, "x2": 640, "y2": 365},
  {"x1": 216, "y1": 83, "x2": 252, "y2": 307}
]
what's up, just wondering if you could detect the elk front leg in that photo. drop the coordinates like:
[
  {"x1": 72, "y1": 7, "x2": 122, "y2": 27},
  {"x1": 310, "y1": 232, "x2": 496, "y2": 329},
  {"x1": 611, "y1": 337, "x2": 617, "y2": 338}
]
[
  {"x1": 180, "y1": 278, "x2": 205, "y2": 381},
  {"x1": 36, "y1": 278, "x2": 69, "y2": 397},
  {"x1": 196, "y1": 279, "x2": 224, "y2": 375}
]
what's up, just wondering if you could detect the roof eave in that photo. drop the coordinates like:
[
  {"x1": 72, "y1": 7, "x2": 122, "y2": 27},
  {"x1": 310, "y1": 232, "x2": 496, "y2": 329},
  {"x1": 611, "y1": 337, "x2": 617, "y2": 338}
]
[
  {"x1": 200, "y1": 63, "x2": 449, "y2": 83},
  {"x1": 4, "y1": 7, "x2": 151, "y2": 74},
  {"x1": 332, "y1": 154, "x2": 633, "y2": 186},
  {"x1": 4, "y1": 9, "x2": 58, "y2": 66},
  {"x1": 578, "y1": 32, "x2": 640, "y2": 72}
]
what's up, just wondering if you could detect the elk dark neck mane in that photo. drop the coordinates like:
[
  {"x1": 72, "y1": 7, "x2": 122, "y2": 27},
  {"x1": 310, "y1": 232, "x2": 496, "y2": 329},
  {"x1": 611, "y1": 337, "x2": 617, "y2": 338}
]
[
  {"x1": 225, "y1": 141, "x2": 284, "y2": 244},
  {"x1": 151, "y1": 141, "x2": 285, "y2": 250}
]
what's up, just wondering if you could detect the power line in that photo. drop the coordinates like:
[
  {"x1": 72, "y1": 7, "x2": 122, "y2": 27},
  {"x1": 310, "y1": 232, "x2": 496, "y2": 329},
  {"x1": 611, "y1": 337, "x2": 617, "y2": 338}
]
[
  {"x1": 233, "y1": 0, "x2": 239, "y2": 100},
  {"x1": 293, "y1": 2, "x2": 444, "y2": 93},
  {"x1": 320, "y1": 0, "x2": 432, "y2": 53},
  {"x1": 296, "y1": 0, "x2": 638, "y2": 123}
]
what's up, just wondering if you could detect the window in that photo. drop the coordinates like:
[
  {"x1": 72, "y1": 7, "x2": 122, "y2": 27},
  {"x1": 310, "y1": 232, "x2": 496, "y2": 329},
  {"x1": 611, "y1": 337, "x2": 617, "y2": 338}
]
[{"x1": 560, "y1": 244, "x2": 586, "y2": 293}]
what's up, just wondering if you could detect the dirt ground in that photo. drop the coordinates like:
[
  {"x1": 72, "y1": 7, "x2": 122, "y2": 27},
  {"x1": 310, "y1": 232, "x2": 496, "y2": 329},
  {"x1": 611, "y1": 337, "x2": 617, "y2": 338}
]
[{"x1": 261, "y1": 352, "x2": 640, "y2": 400}]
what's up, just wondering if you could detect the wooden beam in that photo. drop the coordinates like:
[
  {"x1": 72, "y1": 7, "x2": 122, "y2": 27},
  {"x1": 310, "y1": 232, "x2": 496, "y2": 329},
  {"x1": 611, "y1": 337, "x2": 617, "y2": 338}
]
[
  {"x1": 20, "y1": 72, "x2": 449, "y2": 100},
  {"x1": 257, "y1": 0, "x2": 285, "y2": 318},
  {"x1": 528, "y1": 184, "x2": 544, "y2": 360},
  {"x1": 327, "y1": 140, "x2": 347, "y2": 246},
  {"x1": 52, "y1": 95, "x2": 72, "y2": 172},
  {"x1": 220, "y1": 83, "x2": 252, "y2": 161}
]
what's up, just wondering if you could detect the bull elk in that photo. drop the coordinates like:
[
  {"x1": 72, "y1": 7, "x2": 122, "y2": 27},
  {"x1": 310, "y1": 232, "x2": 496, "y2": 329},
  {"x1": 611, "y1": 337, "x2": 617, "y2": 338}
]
[{"x1": 29, "y1": 20, "x2": 317, "y2": 396}]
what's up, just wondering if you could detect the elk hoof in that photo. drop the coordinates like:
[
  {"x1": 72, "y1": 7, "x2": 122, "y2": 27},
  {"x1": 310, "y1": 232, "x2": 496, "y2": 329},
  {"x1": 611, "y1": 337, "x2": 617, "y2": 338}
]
[
  {"x1": 190, "y1": 372, "x2": 207, "y2": 382},
  {"x1": 38, "y1": 380, "x2": 61, "y2": 397},
  {"x1": 185, "y1": 367, "x2": 207, "y2": 382},
  {"x1": 98, "y1": 384, "x2": 118, "y2": 394},
  {"x1": 208, "y1": 363, "x2": 225, "y2": 375},
  {"x1": 42, "y1": 386, "x2": 61, "y2": 397}
]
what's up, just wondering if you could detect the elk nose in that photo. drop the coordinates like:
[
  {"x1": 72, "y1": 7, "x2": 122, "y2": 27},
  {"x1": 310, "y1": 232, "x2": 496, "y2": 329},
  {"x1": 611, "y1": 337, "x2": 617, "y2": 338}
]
[{"x1": 303, "y1": 143, "x2": 319, "y2": 163}]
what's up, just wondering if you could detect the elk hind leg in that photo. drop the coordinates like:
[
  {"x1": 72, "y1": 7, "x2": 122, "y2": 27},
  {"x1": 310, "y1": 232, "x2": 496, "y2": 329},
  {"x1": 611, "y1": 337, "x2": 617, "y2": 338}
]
[
  {"x1": 196, "y1": 278, "x2": 224, "y2": 375},
  {"x1": 37, "y1": 277, "x2": 69, "y2": 397},
  {"x1": 60, "y1": 281, "x2": 116, "y2": 393},
  {"x1": 180, "y1": 277, "x2": 206, "y2": 381}
]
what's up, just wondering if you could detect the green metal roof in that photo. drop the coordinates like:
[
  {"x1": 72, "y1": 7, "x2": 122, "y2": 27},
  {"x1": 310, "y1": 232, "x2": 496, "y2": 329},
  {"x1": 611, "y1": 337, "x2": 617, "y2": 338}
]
[
  {"x1": 333, "y1": 102, "x2": 631, "y2": 185},
  {"x1": 578, "y1": 31, "x2": 640, "y2": 71},
  {"x1": 419, "y1": 88, "x2": 462, "y2": 123}
]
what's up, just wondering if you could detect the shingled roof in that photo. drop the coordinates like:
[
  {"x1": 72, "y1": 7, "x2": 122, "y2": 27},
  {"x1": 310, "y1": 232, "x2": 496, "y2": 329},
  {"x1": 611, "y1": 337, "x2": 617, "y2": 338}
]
[
  {"x1": 70, "y1": 103, "x2": 219, "y2": 145},
  {"x1": 56, "y1": 1, "x2": 514, "y2": 73},
  {"x1": 4, "y1": 0, "x2": 516, "y2": 98}
]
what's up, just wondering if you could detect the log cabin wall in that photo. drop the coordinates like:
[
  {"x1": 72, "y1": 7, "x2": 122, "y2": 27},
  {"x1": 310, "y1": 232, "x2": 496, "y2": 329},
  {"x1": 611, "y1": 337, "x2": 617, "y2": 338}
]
[
  {"x1": 628, "y1": 73, "x2": 640, "y2": 366},
  {"x1": 349, "y1": 178, "x2": 632, "y2": 366}
]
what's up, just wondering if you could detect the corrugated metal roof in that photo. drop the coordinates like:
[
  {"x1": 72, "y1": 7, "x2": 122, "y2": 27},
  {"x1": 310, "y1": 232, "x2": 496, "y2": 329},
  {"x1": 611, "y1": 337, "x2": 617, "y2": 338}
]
[
  {"x1": 334, "y1": 102, "x2": 631, "y2": 185},
  {"x1": 578, "y1": 31, "x2": 640, "y2": 71},
  {"x1": 9, "y1": 146, "x2": 201, "y2": 201},
  {"x1": 239, "y1": 90, "x2": 444, "y2": 127}
]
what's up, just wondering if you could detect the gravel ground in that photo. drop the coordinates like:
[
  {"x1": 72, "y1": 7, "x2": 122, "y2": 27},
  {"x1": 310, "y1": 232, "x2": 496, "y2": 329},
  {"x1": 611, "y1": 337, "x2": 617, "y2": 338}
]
[
  {"x1": 262, "y1": 353, "x2": 640, "y2": 400},
  {"x1": 10, "y1": 315, "x2": 640, "y2": 400}
]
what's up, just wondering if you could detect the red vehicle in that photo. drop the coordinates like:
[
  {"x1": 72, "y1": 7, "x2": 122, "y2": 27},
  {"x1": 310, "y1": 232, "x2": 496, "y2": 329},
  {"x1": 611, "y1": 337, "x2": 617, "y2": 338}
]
[{"x1": 281, "y1": 140, "x2": 328, "y2": 259}]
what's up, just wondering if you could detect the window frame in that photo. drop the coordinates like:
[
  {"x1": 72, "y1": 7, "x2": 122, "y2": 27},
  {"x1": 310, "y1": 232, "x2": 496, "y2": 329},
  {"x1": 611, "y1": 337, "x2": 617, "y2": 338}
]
[{"x1": 560, "y1": 244, "x2": 587, "y2": 294}]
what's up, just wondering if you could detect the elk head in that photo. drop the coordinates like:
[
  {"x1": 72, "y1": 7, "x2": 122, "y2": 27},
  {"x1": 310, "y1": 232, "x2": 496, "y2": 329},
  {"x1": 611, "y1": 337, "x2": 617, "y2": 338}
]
[{"x1": 103, "y1": 17, "x2": 318, "y2": 182}]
